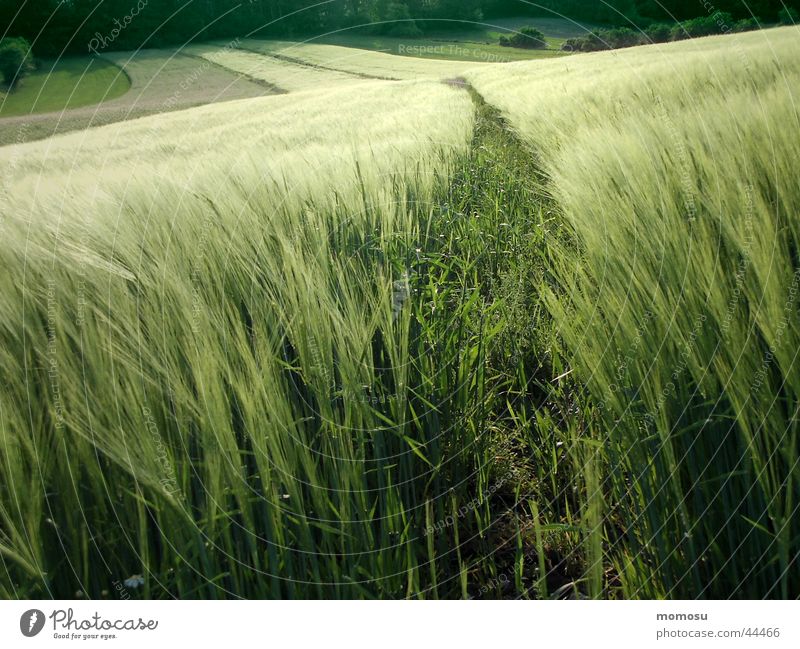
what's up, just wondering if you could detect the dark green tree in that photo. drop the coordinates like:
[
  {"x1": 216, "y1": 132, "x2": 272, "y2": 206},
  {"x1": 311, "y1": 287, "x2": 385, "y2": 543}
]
[
  {"x1": 2, "y1": 0, "x2": 800, "y2": 54},
  {"x1": 379, "y1": 3, "x2": 423, "y2": 36},
  {"x1": 779, "y1": 6, "x2": 799, "y2": 23},
  {"x1": 0, "y1": 37, "x2": 34, "y2": 89}
]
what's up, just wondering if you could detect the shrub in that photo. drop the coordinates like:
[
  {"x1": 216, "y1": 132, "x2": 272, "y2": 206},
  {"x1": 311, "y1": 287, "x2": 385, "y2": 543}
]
[
  {"x1": 603, "y1": 27, "x2": 643, "y2": 49},
  {"x1": 644, "y1": 23, "x2": 672, "y2": 43},
  {"x1": 672, "y1": 12, "x2": 734, "y2": 40},
  {"x1": 0, "y1": 37, "x2": 33, "y2": 89},
  {"x1": 561, "y1": 29, "x2": 642, "y2": 53},
  {"x1": 733, "y1": 18, "x2": 760, "y2": 33},
  {"x1": 517, "y1": 26, "x2": 547, "y2": 49},
  {"x1": 779, "y1": 7, "x2": 799, "y2": 24},
  {"x1": 500, "y1": 26, "x2": 547, "y2": 49},
  {"x1": 573, "y1": 31, "x2": 613, "y2": 52},
  {"x1": 565, "y1": 17, "x2": 748, "y2": 52}
]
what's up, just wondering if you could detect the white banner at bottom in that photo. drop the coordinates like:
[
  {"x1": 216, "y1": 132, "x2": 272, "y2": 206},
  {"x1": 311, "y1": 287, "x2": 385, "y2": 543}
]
[{"x1": 0, "y1": 600, "x2": 797, "y2": 649}]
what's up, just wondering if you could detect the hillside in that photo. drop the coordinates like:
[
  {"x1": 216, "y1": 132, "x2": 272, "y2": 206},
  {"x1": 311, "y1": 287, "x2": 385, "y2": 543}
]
[{"x1": 0, "y1": 26, "x2": 798, "y2": 600}]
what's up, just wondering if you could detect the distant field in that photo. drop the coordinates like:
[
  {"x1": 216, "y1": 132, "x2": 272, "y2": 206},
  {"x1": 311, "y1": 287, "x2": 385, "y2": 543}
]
[
  {"x1": 314, "y1": 17, "x2": 596, "y2": 62},
  {"x1": 0, "y1": 48, "x2": 273, "y2": 145},
  {"x1": 312, "y1": 33, "x2": 562, "y2": 63},
  {"x1": 0, "y1": 57, "x2": 130, "y2": 117},
  {"x1": 238, "y1": 39, "x2": 494, "y2": 81},
  {"x1": 0, "y1": 17, "x2": 584, "y2": 143},
  {"x1": 184, "y1": 45, "x2": 365, "y2": 92}
]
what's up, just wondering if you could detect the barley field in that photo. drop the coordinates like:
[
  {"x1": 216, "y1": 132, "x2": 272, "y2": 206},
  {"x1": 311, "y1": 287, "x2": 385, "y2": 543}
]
[
  {"x1": 238, "y1": 39, "x2": 494, "y2": 80},
  {"x1": 1, "y1": 21, "x2": 799, "y2": 601},
  {"x1": 184, "y1": 45, "x2": 366, "y2": 92},
  {"x1": 467, "y1": 25, "x2": 800, "y2": 597},
  {"x1": 0, "y1": 79, "x2": 479, "y2": 598}
]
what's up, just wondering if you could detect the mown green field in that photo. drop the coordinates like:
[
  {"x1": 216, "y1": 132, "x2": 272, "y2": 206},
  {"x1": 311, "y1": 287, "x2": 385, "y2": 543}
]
[
  {"x1": 0, "y1": 57, "x2": 130, "y2": 117},
  {"x1": 0, "y1": 26, "x2": 798, "y2": 600},
  {"x1": 314, "y1": 16, "x2": 597, "y2": 62},
  {"x1": 0, "y1": 48, "x2": 271, "y2": 145}
]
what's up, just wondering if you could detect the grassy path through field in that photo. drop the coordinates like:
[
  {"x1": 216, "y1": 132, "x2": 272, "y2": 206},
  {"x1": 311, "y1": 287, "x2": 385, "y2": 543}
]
[{"x1": 419, "y1": 80, "x2": 592, "y2": 598}]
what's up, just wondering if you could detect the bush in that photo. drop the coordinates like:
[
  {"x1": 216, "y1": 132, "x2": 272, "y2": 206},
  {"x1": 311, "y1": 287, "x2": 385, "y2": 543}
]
[
  {"x1": 603, "y1": 27, "x2": 643, "y2": 49},
  {"x1": 563, "y1": 12, "x2": 746, "y2": 53},
  {"x1": 779, "y1": 7, "x2": 799, "y2": 24},
  {"x1": 671, "y1": 12, "x2": 734, "y2": 40},
  {"x1": 0, "y1": 37, "x2": 33, "y2": 89},
  {"x1": 584, "y1": 30, "x2": 604, "y2": 49},
  {"x1": 561, "y1": 37, "x2": 582, "y2": 52},
  {"x1": 499, "y1": 26, "x2": 547, "y2": 50},
  {"x1": 733, "y1": 18, "x2": 760, "y2": 33},
  {"x1": 644, "y1": 23, "x2": 672, "y2": 43},
  {"x1": 517, "y1": 26, "x2": 547, "y2": 49},
  {"x1": 585, "y1": 31, "x2": 612, "y2": 51},
  {"x1": 560, "y1": 28, "x2": 643, "y2": 53}
]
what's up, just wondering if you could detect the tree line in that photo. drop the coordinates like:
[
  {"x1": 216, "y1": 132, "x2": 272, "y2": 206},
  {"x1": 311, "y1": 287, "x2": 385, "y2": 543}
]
[{"x1": 1, "y1": 0, "x2": 798, "y2": 57}]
